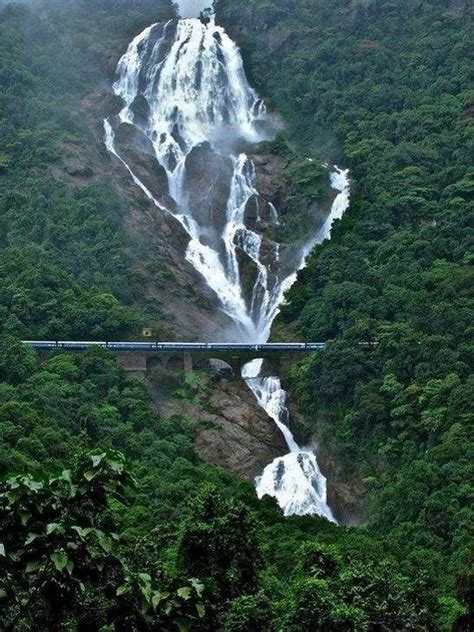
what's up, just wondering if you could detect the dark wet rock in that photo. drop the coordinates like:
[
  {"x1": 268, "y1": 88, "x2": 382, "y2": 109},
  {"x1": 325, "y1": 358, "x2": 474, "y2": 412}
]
[
  {"x1": 129, "y1": 95, "x2": 150, "y2": 127},
  {"x1": 183, "y1": 142, "x2": 234, "y2": 234},
  {"x1": 317, "y1": 443, "x2": 369, "y2": 527},
  {"x1": 80, "y1": 90, "x2": 123, "y2": 120},
  {"x1": 115, "y1": 121, "x2": 154, "y2": 153},
  {"x1": 154, "y1": 374, "x2": 288, "y2": 480},
  {"x1": 234, "y1": 246, "x2": 260, "y2": 312},
  {"x1": 199, "y1": 380, "x2": 287, "y2": 479},
  {"x1": 250, "y1": 153, "x2": 289, "y2": 208},
  {"x1": 243, "y1": 194, "x2": 259, "y2": 229},
  {"x1": 114, "y1": 122, "x2": 170, "y2": 201}
]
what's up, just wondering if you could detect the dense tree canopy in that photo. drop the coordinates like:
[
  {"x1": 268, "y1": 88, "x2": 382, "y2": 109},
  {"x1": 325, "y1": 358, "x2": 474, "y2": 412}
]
[
  {"x1": 0, "y1": 0, "x2": 177, "y2": 340},
  {"x1": 216, "y1": 0, "x2": 473, "y2": 627}
]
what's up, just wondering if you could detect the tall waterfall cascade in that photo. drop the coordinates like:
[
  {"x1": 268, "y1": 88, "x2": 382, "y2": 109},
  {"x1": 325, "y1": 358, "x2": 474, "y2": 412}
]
[{"x1": 104, "y1": 6, "x2": 350, "y2": 520}]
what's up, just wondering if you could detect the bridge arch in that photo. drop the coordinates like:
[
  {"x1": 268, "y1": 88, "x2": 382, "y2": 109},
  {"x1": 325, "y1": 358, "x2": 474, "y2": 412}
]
[{"x1": 146, "y1": 355, "x2": 165, "y2": 371}]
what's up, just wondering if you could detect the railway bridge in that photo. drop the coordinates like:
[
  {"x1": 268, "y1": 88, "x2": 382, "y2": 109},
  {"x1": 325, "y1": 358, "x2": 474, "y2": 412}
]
[{"x1": 22, "y1": 341, "x2": 336, "y2": 379}]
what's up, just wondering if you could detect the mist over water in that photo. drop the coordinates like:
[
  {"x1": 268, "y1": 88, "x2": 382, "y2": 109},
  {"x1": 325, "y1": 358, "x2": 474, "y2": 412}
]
[
  {"x1": 105, "y1": 12, "x2": 350, "y2": 519},
  {"x1": 175, "y1": 0, "x2": 213, "y2": 18}
]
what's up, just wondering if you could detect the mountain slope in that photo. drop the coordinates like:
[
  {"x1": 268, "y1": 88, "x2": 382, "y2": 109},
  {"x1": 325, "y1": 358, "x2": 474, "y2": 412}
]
[{"x1": 216, "y1": 0, "x2": 473, "y2": 621}]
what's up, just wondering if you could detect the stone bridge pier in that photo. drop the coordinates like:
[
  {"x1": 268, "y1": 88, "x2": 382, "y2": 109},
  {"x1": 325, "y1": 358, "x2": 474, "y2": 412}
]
[{"x1": 116, "y1": 350, "x2": 285, "y2": 380}]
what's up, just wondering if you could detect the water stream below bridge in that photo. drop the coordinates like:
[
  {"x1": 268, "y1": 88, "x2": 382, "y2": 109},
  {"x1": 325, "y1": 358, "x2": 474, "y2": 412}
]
[{"x1": 104, "y1": 1, "x2": 349, "y2": 520}]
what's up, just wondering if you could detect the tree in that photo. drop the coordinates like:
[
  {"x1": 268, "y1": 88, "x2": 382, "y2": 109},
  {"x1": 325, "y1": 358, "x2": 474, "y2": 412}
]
[
  {"x1": 0, "y1": 449, "x2": 205, "y2": 631},
  {"x1": 177, "y1": 486, "x2": 262, "y2": 601}
]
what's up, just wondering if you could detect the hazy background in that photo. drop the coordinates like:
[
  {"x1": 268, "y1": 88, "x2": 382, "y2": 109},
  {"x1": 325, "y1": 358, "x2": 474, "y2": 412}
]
[{"x1": 175, "y1": 0, "x2": 213, "y2": 18}]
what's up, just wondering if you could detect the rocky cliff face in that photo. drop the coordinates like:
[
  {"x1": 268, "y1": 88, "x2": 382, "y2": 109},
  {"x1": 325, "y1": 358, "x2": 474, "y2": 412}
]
[
  {"x1": 58, "y1": 83, "x2": 335, "y2": 342},
  {"x1": 149, "y1": 369, "x2": 288, "y2": 479},
  {"x1": 194, "y1": 379, "x2": 288, "y2": 480},
  {"x1": 54, "y1": 86, "x2": 238, "y2": 341}
]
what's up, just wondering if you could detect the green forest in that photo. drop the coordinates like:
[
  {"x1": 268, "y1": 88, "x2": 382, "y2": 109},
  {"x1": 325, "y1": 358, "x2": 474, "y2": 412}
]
[{"x1": 1, "y1": 0, "x2": 473, "y2": 629}]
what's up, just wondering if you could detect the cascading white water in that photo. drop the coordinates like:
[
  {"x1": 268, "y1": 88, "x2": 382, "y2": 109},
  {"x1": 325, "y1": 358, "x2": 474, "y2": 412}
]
[
  {"x1": 106, "y1": 17, "x2": 283, "y2": 340},
  {"x1": 243, "y1": 171, "x2": 350, "y2": 521},
  {"x1": 105, "y1": 7, "x2": 350, "y2": 520},
  {"x1": 243, "y1": 360, "x2": 334, "y2": 520}
]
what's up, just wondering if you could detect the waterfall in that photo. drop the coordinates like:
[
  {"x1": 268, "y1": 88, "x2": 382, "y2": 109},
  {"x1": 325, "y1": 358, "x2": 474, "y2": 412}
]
[
  {"x1": 104, "y1": 9, "x2": 350, "y2": 520},
  {"x1": 243, "y1": 170, "x2": 349, "y2": 522}
]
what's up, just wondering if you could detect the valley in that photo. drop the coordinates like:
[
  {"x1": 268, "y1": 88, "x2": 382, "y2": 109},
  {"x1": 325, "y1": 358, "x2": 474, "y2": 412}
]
[{"x1": 0, "y1": 0, "x2": 472, "y2": 629}]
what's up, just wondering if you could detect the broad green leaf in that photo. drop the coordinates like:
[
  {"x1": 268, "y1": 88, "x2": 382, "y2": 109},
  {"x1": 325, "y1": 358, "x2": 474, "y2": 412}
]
[
  {"x1": 71, "y1": 526, "x2": 93, "y2": 538},
  {"x1": 0, "y1": 543, "x2": 5, "y2": 557},
  {"x1": 25, "y1": 533, "x2": 40, "y2": 545},
  {"x1": 71, "y1": 526, "x2": 85, "y2": 538},
  {"x1": 46, "y1": 523, "x2": 63, "y2": 535},
  {"x1": 138, "y1": 573, "x2": 151, "y2": 586},
  {"x1": 116, "y1": 583, "x2": 131, "y2": 596},
  {"x1": 0, "y1": 588, "x2": 6, "y2": 599},
  {"x1": 190, "y1": 578, "x2": 204, "y2": 597},
  {"x1": 152, "y1": 591, "x2": 170, "y2": 610},
  {"x1": 196, "y1": 603, "x2": 205, "y2": 618},
  {"x1": 61, "y1": 470, "x2": 77, "y2": 496},
  {"x1": 83, "y1": 470, "x2": 96, "y2": 482},
  {"x1": 107, "y1": 459, "x2": 123, "y2": 473},
  {"x1": 177, "y1": 586, "x2": 192, "y2": 600},
  {"x1": 92, "y1": 453, "x2": 106, "y2": 468},
  {"x1": 26, "y1": 560, "x2": 41, "y2": 573},
  {"x1": 50, "y1": 552, "x2": 68, "y2": 572},
  {"x1": 25, "y1": 479, "x2": 43, "y2": 492}
]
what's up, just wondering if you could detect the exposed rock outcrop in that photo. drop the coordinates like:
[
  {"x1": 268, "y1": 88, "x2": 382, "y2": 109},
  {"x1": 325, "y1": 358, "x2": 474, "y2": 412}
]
[
  {"x1": 155, "y1": 373, "x2": 288, "y2": 479},
  {"x1": 183, "y1": 142, "x2": 234, "y2": 240},
  {"x1": 49, "y1": 86, "x2": 236, "y2": 341},
  {"x1": 195, "y1": 379, "x2": 288, "y2": 479},
  {"x1": 114, "y1": 122, "x2": 172, "y2": 205}
]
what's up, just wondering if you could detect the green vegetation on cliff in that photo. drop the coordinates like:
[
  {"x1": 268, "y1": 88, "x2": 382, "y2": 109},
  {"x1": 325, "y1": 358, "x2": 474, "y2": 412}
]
[
  {"x1": 217, "y1": 0, "x2": 473, "y2": 626},
  {"x1": 0, "y1": 342, "x2": 442, "y2": 629},
  {"x1": 0, "y1": 0, "x2": 176, "y2": 340}
]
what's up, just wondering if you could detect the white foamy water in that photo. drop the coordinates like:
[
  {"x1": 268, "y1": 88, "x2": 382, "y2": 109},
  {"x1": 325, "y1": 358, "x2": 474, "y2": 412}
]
[
  {"x1": 243, "y1": 170, "x2": 349, "y2": 520},
  {"x1": 105, "y1": 15, "x2": 350, "y2": 520},
  {"x1": 106, "y1": 18, "x2": 281, "y2": 340}
]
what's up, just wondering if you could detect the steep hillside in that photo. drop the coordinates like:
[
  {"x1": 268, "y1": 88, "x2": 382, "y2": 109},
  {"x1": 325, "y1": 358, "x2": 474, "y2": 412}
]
[
  {"x1": 217, "y1": 0, "x2": 473, "y2": 622},
  {"x1": 0, "y1": 0, "x2": 235, "y2": 341}
]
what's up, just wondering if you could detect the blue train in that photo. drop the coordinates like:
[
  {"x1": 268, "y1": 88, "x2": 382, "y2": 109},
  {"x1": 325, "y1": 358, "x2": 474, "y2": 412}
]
[{"x1": 21, "y1": 341, "x2": 330, "y2": 352}]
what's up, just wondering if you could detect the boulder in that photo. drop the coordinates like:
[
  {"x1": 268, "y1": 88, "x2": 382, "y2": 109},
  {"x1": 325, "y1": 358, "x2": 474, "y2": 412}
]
[
  {"x1": 183, "y1": 142, "x2": 234, "y2": 235},
  {"x1": 114, "y1": 122, "x2": 170, "y2": 202}
]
